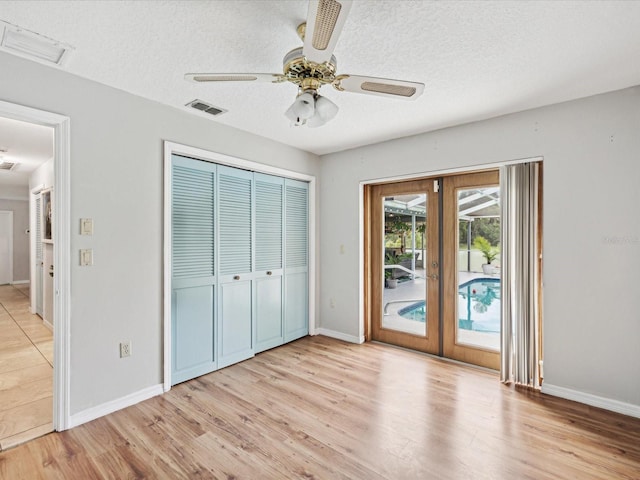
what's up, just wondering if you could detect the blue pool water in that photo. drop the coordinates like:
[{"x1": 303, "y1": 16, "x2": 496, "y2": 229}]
[{"x1": 398, "y1": 278, "x2": 501, "y2": 333}]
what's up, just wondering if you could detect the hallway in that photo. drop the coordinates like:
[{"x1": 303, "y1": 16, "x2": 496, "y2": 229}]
[{"x1": 0, "y1": 284, "x2": 53, "y2": 450}]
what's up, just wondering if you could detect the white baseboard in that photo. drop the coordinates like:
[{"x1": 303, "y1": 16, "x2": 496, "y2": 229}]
[
  {"x1": 68, "y1": 384, "x2": 164, "y2": 428},
  {"x1": 10, "y1": 280, "x2": 29, "y2": 285},
  {"x1": 315, "y1": 328, "x2": 364, "y2": 344},
  {"x1": 542, "y1": 383, "x2": 640, "y2": 419},
  {"x1": 42, "y1": 319, "x2": 53, "y2": 331}
]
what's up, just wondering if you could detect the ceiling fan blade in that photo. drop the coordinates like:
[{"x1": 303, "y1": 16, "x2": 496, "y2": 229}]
[
  {"x1": 185, "y1": 73, "x2": 285, "y2": 83},
  {"x1": 303, "y1": 0, "x2": 352, "y2": 64},
  {"x1": 333, "y1": 75, "x2": 425, "y2": 100}
]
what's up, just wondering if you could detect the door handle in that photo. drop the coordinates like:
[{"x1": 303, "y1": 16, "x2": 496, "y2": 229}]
[
  {"x1": 432, "y1": 261, "x2": 438, "y2": 268},
  {"x1": 233, "y1": 275, "x2": 240, "y2": 280},
  {"x1": 266, "y1": 271, "x2": 272, "y2": 276}
]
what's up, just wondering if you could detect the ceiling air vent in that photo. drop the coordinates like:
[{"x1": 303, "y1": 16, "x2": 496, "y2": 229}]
[
  {"x1": 186, "y1": 99, "x2": 227, "y2": 117},
  {"x1": 0, "y1": 161, "x2": 17, "y2": 171},
  {"x1": 0, "y1": 20, "x2": 74, "y2": 66}
]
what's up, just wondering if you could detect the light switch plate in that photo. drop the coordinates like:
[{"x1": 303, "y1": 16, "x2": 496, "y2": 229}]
[
  {"x1": 80, "y1": 218, "x2": 93, "y2": 235},
  {"x1": 80, "y1": 249, "x2": 93, "y2": 266}
]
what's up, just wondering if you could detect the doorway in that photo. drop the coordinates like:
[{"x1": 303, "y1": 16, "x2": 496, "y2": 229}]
[
  {"x1": 0, "y1": 99, "x2": 72, "y2": 438},
  {"x1": 0, "y1": 116, "x2": 56, "y2": 448},
  {"x1": 366, "y1": 170, "x2": 501, "y2": 370}
]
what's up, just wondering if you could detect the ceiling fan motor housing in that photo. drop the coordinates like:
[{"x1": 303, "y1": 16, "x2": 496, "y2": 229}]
[{"x1": 283, "y1": 47, "x2": 337, "y2": 92}]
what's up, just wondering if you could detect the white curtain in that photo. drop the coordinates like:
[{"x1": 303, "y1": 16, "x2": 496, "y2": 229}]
[{"x1": 500, "y1": 162, "x2": 541, "y2": 387}]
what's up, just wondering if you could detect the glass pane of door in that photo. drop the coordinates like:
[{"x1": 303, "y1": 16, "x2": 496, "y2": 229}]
[
  {"x1": 456, "y1": 187, "x2": 501, "y2": 351},
  {"x1": 381, "y1": 194, "x2": 427, "y2": 336}
]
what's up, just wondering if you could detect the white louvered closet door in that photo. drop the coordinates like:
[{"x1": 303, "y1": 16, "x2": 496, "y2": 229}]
[
  {"x1": 171, "y1": 155, "x2": 217, "y2": 385},
  {"x1": 284, "y1": 179, "x2": 309, "y2": 342},
  {"x1": 170, "y1": 155, "x2": 310, "y2": 385},
  {"x1": 254, "y1": 173, "x2": 284, "y2": 353},
  {"x1": 35, "y1": 195, "x2": 44, "y2": 316},
  {"x1": 217, "y1": 165, "x2": 254, "y2": 368}
]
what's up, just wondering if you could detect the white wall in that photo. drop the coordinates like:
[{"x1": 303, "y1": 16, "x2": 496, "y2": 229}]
[
  {"x1": 29, "y1": 157, "x2": 54, "y2": 192},
  {"x1": 319, "y1": 86, "x2": 640, "y2": 409},
  {"x1": 1, "y1": 51, "x2": 320, "y2": 415},
  {"x1": 0, "y1": 198, "x2": 29, "y2": 281},
  {"x1": 0, "y1": 184, "x2": 29, "y2": 200}
]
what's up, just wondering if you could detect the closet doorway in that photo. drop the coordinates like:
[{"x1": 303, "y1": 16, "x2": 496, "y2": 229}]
[{"x1": 162, "y1": 142, "x2": 316, "y2": 390}]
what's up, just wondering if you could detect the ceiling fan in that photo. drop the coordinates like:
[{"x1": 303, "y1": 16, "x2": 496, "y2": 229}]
[{"x1": 185, "y1": 0, "x2": 424, "y2": 127}]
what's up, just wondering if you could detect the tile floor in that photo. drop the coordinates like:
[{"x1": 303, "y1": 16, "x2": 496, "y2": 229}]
[{"x1": 0, "y1": 284, "x2": 53, "y2": 450}]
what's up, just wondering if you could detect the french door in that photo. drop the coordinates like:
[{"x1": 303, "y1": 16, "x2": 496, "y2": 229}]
[
  {"x1": 367, "y1": 170, "x2": 501, "y2": 369},
  {"x1": 442, "y1": 171, "x2": 500, "y2": 369},
  {"x1": 369, "y1": 178, "x2": 440, "y2": 354}
]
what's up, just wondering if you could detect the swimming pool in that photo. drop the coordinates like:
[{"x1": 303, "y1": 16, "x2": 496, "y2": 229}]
[{"x1": 398, "y1": 278, "x2": 501, "y2": 333}]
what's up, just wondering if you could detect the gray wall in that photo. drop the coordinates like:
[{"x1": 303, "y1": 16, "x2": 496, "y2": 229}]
[
  {"x1": 319, "y1": 86, "x2": 640, "y2": 408},
  {"x1": 1, "y1": 51, "x2": 320, "y2": 415},
  {"x1": 0, "y1": 198, "x2": 30, "y2": 282}
]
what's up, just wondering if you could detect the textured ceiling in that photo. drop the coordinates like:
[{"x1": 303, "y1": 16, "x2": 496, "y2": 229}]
[{"x1": 2, "y1": 1, "x2": 640, "y2": 155}]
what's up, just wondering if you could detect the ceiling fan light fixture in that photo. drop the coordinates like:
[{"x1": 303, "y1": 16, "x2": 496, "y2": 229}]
[
  {"x1": 315, "y1": 95, "x2": 338, "y2": 120},
  {"x1": 285, "y1": 91, "x2": 317, "y2": 125},
  {"x1": 293, "y1": 92, "x2": 316, "y2": 119},
  {"x1": 285, "y1": 103, "x2": 304, "y2": 126},
  {"x1": 307, "y1": 95, "x2": 338, "y2": 128},
  {"x1": 305, "y1": 113, "x2": 325, "y2": 128},
  {"x1": 286, "y1": 92, "x2": 339, "y2": 128}
]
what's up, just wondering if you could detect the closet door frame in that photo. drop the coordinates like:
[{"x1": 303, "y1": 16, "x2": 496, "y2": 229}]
[{"x1": 162, "y1": 141, "x2": 316, "y2": 392}]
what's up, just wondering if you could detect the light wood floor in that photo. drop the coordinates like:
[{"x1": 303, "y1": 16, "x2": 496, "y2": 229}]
[
  {"x1": 0, "y1": 284, "x2": 53, "y2": 451},
  {"x1": 1, "y1": 335, "x2": 640, "y2": 478}
]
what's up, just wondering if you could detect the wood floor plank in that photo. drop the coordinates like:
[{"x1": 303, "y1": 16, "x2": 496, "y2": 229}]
[
  {"x1": 0, "y1": 364, "x2": 52, "y2": 392},
  {"x1": 0, "y1": 423, "x2": 53, "y2": 451},
  {"x1": 0, "y1": 316, "x2": 16, "y2": 328},
  {"x1": 0, "y1": 377, "x2": 52, "y2": 413},
  {"x1": 9, "y1": 313, "x2": 47, "y2": 332},
  {"x1": 0, "y1": 397, "x2": 52, "y2": 440},
  {"x1": 33, "y1": 340, "x2": 54, "y2": 366},
  {"x1": 0, "y1": 327, "x2": 33, "y2": 351},
  {"x1": 21, "y1": 428, "x2": 101, "y2": 479},
  {"x1": 0, "y1": 345, "x2": 49, "y2": 375},
  {"x1": 1, "y1": 336, "x2": 640, "y2": 479},
  {"x1": 15, "y1": 323, "x2": 52, "y2": 344}
]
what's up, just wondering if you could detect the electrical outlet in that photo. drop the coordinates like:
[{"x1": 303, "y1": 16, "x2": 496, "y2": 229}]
[{"x1": 120, "y1": 341, "x2": 131, "y2": 358}]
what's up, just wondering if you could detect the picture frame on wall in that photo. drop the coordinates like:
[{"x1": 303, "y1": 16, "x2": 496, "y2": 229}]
[{"x1": 42, "y1": 188, "x2": 53, "y2": 243}]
